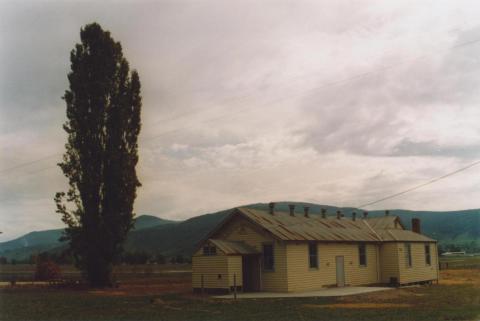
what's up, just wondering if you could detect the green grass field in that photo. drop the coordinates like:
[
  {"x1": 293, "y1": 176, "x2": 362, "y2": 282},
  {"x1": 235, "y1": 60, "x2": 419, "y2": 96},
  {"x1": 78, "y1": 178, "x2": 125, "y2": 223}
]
[
  {"x1": 439, "y1": 255, "x2": 480, "y2": 269},
  {"x1": 0, "y1": 263, "x2": 191, "y2": 282},
  {"x1": 1, "y1": 267, "x2": 479, "y2": 321}
]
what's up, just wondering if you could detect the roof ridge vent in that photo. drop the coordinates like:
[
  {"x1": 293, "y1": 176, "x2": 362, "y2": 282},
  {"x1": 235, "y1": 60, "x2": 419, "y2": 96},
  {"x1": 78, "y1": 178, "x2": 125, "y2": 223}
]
[
  {"x1": 269, "y1": 202, "x2": 275, "y2": 215},
  {"x1": 303, "y1": 206, "x2": 310, "y2": 218},
  {"x1": 288, "y1": 204, "x2": 295, "y2": 216}
]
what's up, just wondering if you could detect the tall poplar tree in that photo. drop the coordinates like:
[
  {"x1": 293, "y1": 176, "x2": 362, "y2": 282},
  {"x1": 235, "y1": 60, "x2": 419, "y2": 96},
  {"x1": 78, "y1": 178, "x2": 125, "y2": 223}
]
[{"x1": 55, "y1": 23, "x2": 142, "y2": 287}]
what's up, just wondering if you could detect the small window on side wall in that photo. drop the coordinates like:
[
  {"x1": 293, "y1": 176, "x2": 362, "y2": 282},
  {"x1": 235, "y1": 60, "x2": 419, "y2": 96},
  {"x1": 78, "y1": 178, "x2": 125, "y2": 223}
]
[
  {"x1": 308, "y1": 242, "x2": 318, "y2": 269},
  {"x1": 262, "y1": 243, "x2": 274, "y2": 271},
  {"x1": 405, "y1": 243, "x2": 412, "y2": 267},
  {"x1": 203, "y1": 245, "x2": 217, "y2": 256},
  {"x1": 425, "y1": 244, "x2": 431, "y2": 265},
  {"x1": 359, "y1": 244, "x2": 367, "y2": 266}
]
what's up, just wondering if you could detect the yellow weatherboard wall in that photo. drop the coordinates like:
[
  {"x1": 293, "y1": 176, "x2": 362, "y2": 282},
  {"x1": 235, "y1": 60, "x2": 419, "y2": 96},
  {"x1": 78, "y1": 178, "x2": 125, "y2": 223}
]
[
  {"x1": 192, "y1": 254, "x2": 229, "y2": 289},
  {"x1": 192, "y1": 208, "x2": 439, "y2": 293},
  {"x1": 286, "y1": 243, "x2": 379, "y2": 292},
  {"x1": 215, "y1": 215, "x2": 288, "y2": 292},
  {"x1": 379, "y1": 243, "x2": 400, "y2": 284},
  {"x1": 227, "y1": 256, "x2": 243, "y2": 287},
  {"x1": 397, "y1": 242, "x2": 438, "y2": 284}
]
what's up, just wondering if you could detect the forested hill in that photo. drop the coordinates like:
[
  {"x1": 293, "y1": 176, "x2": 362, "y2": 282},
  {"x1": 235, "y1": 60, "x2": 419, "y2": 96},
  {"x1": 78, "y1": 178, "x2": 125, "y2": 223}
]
[
  {"x1": 124, "y1": 203, "x2": 480, "y2": 256},
  {"x1": 0, "y1": 215, "x2": 177, "y2": 261},
  {"x1": 1, "y1": 203, "x2": 479, "y2": 261}
]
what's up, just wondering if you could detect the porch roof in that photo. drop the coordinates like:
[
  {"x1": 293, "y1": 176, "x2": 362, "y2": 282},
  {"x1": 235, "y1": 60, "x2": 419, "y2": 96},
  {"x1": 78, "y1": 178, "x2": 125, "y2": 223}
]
[
  {"x1": 376, "y1": 229, "x2": 436, "y2": 242},
  {"x1": 209, "y1": 239, "x2": 259, "y2": 255}
]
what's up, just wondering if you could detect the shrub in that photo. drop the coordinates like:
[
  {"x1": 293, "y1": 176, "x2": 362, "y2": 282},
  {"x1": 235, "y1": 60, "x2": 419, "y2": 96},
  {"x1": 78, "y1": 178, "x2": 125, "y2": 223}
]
[{"x1": 34, "y1": 260, "x2": 61, "y2": 281}]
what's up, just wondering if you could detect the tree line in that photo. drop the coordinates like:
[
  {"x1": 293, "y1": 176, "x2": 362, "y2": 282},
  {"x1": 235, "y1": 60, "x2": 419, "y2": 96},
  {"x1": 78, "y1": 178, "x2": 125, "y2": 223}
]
[{"x1": 0, "y1": 252, "x2": 191, "y2": 265}]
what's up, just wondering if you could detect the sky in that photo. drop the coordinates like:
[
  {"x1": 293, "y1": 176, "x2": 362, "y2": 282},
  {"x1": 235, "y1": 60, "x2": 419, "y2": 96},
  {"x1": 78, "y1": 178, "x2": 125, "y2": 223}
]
[{"x1": 1, "y1": 0, "x2": 480, "y2": 242}]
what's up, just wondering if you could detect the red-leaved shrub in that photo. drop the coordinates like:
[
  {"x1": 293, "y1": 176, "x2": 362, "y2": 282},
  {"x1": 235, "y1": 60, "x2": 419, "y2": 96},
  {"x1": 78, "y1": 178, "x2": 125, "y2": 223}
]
[{"x1": 34, "y1": 260, "x2": 61, "y2": 281}]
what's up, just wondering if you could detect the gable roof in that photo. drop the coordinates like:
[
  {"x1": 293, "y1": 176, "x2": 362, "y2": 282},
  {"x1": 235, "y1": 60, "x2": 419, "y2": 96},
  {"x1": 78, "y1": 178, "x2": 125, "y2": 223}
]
[
  {"x1": 199, "y1": 207, "x2": 436, "y2": 249},
  {"x1": 366, "y1": 216, "x2": 406, "y2": 230},
  {"x1": 235, "y1": 207, "x2": 381, "y2": 242},
  {"x1": 376, "y1": 229, "x2": 435, "y2": 242},
  {"x1": 208, "y1": 239, "x2": 259, "y2": 255}
]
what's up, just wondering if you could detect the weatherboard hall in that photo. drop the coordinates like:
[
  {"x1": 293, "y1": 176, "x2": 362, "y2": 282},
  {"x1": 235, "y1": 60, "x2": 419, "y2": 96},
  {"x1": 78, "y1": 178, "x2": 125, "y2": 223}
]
[{"x1": 192, "y1": 203, "x2": 439, "y2": 293}]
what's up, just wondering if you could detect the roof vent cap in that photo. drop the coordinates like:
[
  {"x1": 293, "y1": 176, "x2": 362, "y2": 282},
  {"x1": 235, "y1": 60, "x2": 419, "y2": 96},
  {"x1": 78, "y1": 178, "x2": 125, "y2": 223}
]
[
  {"x1": 268, "y1": 202, "x2": 275, "y2": 215},
  {"x1": 321, "y1": 208, "x2": 327, "y2": 219},
  {"x1": 303, "y1": 206, "x2": 310, "y2": 218},
  {"x1": 288, "y1": 204, "x2": 295, "y2": 216}
]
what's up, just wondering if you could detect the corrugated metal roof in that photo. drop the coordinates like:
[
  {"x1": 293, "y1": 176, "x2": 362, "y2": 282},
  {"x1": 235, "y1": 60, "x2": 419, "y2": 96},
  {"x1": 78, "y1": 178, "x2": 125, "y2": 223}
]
[
  {"x1": 366, "y1": 216, "x2": 405, "y2": 230},
  {"x1": 208, "y1": 239, "x2": 259, "y2": 255},
  {"x1": 234, "y1": 207, "x2": 436, "y2": 243},
  {"x1": 376, "y1": 229, "x2": 436, "y2": 242},
  {"x1": 237, "y1": 208, "x2": 381, "y2": 242}
]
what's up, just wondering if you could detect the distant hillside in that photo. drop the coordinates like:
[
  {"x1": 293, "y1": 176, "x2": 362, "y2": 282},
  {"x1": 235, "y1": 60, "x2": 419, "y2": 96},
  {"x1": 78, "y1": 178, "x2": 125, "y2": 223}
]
[
  {"x1": 125, "y1": 209, "x2": 231, "y2": 256},
  {"x1": 132, "y1": 215, "x2": 178, "y2": 230},
  {"x1": 2, "y1": 203, "x2": 479, "y2": 260},
  {"x1": 126, "y1": 202, "x2": 480, "y2": 257},
  {"x1": 0, "y1": 214, "x2": 175, "y2": 261}
]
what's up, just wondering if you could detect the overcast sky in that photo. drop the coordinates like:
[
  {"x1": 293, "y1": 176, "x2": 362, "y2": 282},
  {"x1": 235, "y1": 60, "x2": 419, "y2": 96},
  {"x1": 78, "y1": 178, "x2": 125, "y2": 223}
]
[{"x1": 1, "y1": 0, "x2": 480, "y2": 242}]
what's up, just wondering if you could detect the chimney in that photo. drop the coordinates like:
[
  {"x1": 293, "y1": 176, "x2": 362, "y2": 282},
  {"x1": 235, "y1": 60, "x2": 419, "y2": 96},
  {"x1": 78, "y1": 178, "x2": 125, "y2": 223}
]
[
  {"x1": 288, "y1": 204, "x2": 295, "y2": 216},
  {"x1": 336, "y1": 210, "x2": 341, "y2": 219},
  {"x1": 363, "y1": 211, "x2": 368, "y2": 219},
  {"x1": 269, "y1": 202, "x2": 275, "y2": 215},
  {"x1": 303, "y1": 206, "x2": 310, "y2": 218},
  {"x1": 412, "y1": 218, "x2": 421, "y2": 234},
  {"x1": 321, "y1": 208, "x2": 327, "y2": 219},
  {"x1": 352, "y1": 212, "x2": 356, "y2": 221},
  {"x1": 385, "y1": 210, "x2": 390, "y2": 216}
]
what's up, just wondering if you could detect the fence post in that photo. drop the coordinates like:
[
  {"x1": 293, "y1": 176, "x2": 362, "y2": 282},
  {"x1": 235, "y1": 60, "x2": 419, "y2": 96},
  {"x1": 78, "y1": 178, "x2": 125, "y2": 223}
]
[{"x1": 233, "y1": 273, "x2": 237, "y2": 300}]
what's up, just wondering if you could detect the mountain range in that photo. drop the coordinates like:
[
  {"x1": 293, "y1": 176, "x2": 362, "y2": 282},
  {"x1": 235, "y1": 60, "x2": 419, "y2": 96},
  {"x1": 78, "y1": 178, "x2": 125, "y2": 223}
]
[{"x1": 1, "y1": 203, "x2": 479, "y2": 261}]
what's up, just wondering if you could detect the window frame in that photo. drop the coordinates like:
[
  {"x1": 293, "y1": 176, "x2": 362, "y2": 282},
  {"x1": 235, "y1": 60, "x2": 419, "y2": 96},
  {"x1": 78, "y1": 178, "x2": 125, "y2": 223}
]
[
  {"x1": 308, "y1": 242, "x2": 318, "y2": 269},
  {"x1": 358, "y1": 243, "x2": 367, "y2": 267},
  {"x1": 262, "y1": 243, "x2": 275, "y2": 271},
  {"x1": 405, "y1": 243, "x2": 412, "y2": 268},
  {"x1": 203, "y1": 245, "x2": 217, "y2": 256},
  {"x1": 425, "y1": 244, "x2": 431, "y2": 266}
]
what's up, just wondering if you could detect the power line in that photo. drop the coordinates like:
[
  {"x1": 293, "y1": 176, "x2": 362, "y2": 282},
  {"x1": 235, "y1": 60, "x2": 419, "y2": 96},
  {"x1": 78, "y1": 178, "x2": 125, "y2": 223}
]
[
  {"x1": 2, "y1": 33, "x2": 480, "y2": 176},
  {"x1": 358, "y1": 159, "x2": 480, "y2": 208},
  {"x1": 0, "y1": 154, "x2": 61, "y2": 175}
]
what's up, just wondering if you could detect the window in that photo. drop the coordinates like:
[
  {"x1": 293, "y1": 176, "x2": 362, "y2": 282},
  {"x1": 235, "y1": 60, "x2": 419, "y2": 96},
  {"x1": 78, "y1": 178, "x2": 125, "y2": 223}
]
[
  {"x1": 308, "y1": 242, "x2": 318, "y2": 269},
  {"x1": 262, "y1": 244, "x2": 274, "y2": 271},
  {"x1": 405, "y1": 243, "x2": 412, "y2": 267},
  {"x1": 358, "y1": 244, "x2": 367, "y2": 266},
  {"x1": 425, "y1": 244, "x2": 431, "y2": 265},
  {"x1": 203, "y1": 245, "x2": 216, "y2": 256}
]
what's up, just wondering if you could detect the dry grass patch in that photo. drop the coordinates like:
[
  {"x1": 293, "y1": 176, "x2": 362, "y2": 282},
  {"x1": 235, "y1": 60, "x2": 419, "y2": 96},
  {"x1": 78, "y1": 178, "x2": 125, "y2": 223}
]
[
  {"x1": 303, "y1": 303, "x2": 412, "y2": 309},
  {"x1": 88, "y1": 290, "x2": 127, "y2": 296},
  {"x1": 440, "y1": 269, "x2": 480, "y2": 287}
]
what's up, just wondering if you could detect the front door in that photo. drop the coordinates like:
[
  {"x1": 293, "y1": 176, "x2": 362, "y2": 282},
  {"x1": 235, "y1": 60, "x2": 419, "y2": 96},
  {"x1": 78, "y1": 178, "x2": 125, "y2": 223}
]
[
  {"x1": 336, "y1": 256, "x2": 345, "y2": 287},
  {"x1": 242, "y1": 255, "x2": 261, "y2": 292}
]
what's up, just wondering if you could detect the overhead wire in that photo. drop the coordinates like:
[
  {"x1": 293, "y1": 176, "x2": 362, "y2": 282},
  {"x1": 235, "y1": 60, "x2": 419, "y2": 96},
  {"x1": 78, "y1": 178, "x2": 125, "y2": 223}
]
[
  {"x1": 357, "y1": 159, "x2": 480, "y2": 208},
  {"x1": 2, "y1": 30, "x2": 480, "y2": 178}
]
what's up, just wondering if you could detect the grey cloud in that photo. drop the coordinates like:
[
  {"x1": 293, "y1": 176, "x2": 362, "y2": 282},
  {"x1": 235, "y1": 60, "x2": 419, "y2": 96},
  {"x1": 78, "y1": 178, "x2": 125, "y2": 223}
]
[
  {"x1": 390, "y1": 139, "x2": 480, "y2": 158},
  {"x1": 300, "y1": 26, "x2": 480, "y2": 159},
  {"x1": 3, "y1": 1, "x2": 480, "y2": 241}
]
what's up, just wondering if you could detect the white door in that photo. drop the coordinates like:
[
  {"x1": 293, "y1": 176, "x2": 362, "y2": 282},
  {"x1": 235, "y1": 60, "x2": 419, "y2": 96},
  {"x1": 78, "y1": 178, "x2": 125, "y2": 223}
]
[{"x1": 336, "y1": 256, "x2": 345, "y2": 287}]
